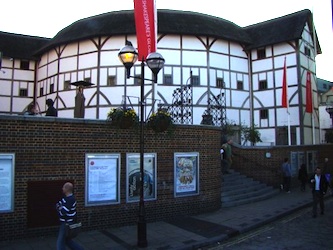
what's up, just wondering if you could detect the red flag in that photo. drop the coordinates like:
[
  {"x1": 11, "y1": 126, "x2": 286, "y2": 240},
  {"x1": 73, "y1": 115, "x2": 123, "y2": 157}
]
[
  {"x1": 281, "y1": 58, "x2": 288, "y2": 108},
  {"x1": 134, "y1": 0, "x2": 157, "y2": 61},
  {"x1": 305, "y1": 71, "x2": 313, "y2": 113}
]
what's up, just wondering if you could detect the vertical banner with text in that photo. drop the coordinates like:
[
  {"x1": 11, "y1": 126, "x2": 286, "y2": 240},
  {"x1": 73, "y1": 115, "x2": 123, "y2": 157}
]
[{"x1": 134, "y1": 0, "x2": 157, "y2": 60}]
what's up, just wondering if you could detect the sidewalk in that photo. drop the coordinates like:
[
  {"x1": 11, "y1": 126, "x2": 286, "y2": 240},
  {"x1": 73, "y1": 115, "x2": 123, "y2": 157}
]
[{"x1": 1, "y1": 189, "x2": 329, "y2": 250}]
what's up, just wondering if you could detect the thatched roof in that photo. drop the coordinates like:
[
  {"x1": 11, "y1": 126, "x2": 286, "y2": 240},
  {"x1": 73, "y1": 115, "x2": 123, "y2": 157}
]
[
  {"x1": 0, "y1": 9, "x2": 320, "y2": 60},
  {"x1": 0, "y1": 31, "x2": 49, "y2": 60},
  {"x1": 244, "y1": 9, "x2": 321, "y2": 53}
]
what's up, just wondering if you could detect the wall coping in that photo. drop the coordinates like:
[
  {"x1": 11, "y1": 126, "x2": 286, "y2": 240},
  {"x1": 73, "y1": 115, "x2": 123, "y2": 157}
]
[{"x1": 0, "y1": 114, "x2": 222, "y2": 131}]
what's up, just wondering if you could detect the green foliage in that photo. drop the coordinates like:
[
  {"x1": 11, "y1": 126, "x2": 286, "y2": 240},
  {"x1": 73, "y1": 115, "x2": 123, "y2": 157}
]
[
  {"x1": 107, "y1": 107, "x2": 138, "y2": 129},
  {"x1": 241, "y1": 125, "x2": 262, "y2": 145},
  {"x1": 147, "y1": 109, "x2": 173, "y2": 133}
]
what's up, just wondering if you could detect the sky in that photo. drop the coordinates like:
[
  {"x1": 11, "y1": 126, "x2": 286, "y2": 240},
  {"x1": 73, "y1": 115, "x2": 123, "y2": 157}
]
[{"x1": 1, "y1": 0, "x2": 332, "y2": 81}]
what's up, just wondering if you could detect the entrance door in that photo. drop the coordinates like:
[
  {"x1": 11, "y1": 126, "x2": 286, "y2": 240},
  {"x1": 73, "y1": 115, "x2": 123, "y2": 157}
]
[{"x1": 27, "y1": 180, "x2": 72, "y2": 228}]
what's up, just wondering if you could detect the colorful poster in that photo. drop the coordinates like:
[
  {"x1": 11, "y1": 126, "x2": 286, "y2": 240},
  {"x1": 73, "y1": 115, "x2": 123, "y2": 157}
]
[
  {"x1": 85, "y1": 154, "x2": 120, "y2": 206},
  {"x1": 174, "y1": 152, "x2": 199, "y2": 197},
  {"x1": 0, "y1": 154, "x2": 15, "y2": 213},
  {"x1": 126, "y1": 153, "x2": 156, "y2": 202}
]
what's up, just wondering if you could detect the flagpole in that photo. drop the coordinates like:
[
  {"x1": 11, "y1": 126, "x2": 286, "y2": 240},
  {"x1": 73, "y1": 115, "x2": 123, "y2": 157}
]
[
  {"x1": 287, "y1": 107, "x2": 291, "y2": 145},
  {"x1": 311, "y1": 8, "x2": 317, "y2": 144},
  {"x1": 282, "y1": 57, "x2": 291, "y2": 145}
]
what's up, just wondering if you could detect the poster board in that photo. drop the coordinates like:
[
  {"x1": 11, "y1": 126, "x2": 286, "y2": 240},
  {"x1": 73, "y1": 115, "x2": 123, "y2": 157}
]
[
  {"x1": 0, "y1": 153, "x2": 15, "y2": 213},
  {"x1": 290, "y1": 151, "x2": 306, "y2": 177},
  {"x1": 126, "y1": 153, "x2": 157, "y2": 203},
  {"x1": 174, "y1": 152, "x2": 199, "y2": 197},
  {"x1": 85, "y1": 153, "x2": 120, "y2": 206}
]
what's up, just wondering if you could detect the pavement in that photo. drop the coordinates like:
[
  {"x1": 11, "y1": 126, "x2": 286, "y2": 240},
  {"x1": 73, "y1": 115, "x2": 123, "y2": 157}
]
[{"x1": 1, "y1": 187, "x2": 331, "y2": 250}]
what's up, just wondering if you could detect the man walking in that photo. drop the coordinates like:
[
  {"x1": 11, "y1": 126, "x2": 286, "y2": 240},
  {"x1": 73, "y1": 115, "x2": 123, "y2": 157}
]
[
  {"x1": 310, "y1": 167, "x2": 328, "y2": 218},
  {"x1": 281, "y1": 158, "x2": 292, "y2": 193},
  {"x1": 56, "y1": 182, "x2": 84, "y2": 250},
  {"x1": 221, "y1": 139, "x2": 233, "y2": 174}
]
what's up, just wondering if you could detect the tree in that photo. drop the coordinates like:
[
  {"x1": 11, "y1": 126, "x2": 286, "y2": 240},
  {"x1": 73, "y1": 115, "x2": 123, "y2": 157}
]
[{"x1": 241, "y1": 125, "x2": 262, "y2": 146}]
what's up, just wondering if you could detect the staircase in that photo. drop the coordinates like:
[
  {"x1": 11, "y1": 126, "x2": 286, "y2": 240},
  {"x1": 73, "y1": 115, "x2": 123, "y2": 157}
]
[{"x1": 221, "y1": 169, "x2": 279, "y2": 208}]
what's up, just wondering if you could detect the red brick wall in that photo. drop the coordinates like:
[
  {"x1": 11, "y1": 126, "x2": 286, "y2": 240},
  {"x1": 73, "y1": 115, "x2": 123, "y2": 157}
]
[
  {"x1": 0, "y1": 115, "x2": 222, "y2": 240},
  {"x1": 232, "y1": 143, "x2": 333, "y2": 188}
]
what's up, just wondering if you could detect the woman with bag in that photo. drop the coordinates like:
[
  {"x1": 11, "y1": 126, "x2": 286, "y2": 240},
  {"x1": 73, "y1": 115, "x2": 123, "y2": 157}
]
[{"x1": 56, "y1": 182, "x2": 84, "y2": 250}]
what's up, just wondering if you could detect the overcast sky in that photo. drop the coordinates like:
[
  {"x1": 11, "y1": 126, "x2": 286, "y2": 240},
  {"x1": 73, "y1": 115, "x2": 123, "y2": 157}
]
[{"x1": 1, "y1": 0, "x2": 332, "y2": 81}]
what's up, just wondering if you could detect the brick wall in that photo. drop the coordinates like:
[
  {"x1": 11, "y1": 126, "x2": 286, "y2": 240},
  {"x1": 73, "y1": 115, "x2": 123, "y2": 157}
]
[
  {"x1": 0, "y1": 115, "x2": 222, "y2": 240},
  {"x1": 232, "y1": 143, "x2": 333, "y2": 188}
]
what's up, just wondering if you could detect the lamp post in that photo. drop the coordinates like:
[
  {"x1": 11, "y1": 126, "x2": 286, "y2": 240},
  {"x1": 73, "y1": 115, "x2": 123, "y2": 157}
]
[{"x1": 118, "y1": 43, "x2": 164, "y2": 248}]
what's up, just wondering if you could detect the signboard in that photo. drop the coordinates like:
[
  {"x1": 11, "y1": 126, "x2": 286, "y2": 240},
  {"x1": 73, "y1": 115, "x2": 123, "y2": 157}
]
[
  {"x1": 85, "y1": 154, "x2": 120, "y2": 206},
  {"x1": 290, "y1": 151, "x2": 306, "y2": 177},
  {"x1": 0, "y1": 153, "x2": 15, "y2": 213},
  {"x1": 174, "y1": 152, "x2": 199, "y2": 197},
  {"x1": 126, "y1": 153, "x2": 157, "y2": 202}
]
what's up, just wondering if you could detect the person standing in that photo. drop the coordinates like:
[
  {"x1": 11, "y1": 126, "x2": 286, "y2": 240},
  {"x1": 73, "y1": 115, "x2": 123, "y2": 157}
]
[
  {"x1": 222, "y1": 139, "x2": 233, "y2": 174},
  {"x1": 281, "y1": 158, "x2": 292, "y2": 193},
  {"x1": 74, "y1": 87, "x2": 85, "y2": 118},
  {"x1": 310, "y1": 167, "x2": 328, "y2": 218},
  {"x1": 45, "y1": 99, "x2": 58, "y2": 117},
  {"x1": 298, "y1": 163, "x2": 308, "y2": 192},
  {"x1": 56, "y1": 182, "x2": 84, "y2": 250}
]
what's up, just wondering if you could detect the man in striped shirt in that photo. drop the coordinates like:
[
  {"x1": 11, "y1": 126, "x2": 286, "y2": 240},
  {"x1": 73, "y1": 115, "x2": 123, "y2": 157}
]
[{"x1": 56, "y1": 182, "x2": 84, "y2": 250}]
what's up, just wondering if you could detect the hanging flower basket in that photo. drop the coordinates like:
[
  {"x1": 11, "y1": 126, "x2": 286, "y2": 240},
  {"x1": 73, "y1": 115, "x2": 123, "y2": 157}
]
[
  {"x1": 147, "y1": 109, "x2": 172, "y2": 133},
  {"x1": 107, "y1": 108, "x2": 138, "y2": 129}
]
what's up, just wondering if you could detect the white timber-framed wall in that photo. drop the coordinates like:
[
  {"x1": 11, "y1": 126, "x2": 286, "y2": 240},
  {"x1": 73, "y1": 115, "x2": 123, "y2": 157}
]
[{"x1": 0, "y1": 10, "x2": 322, "y2": 146}]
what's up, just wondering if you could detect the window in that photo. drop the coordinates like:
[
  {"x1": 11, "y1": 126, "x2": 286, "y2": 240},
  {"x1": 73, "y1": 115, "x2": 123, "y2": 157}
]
[
  {"x1": 237, "y1": 81, "x2": 244, "y2": 90},
  {"x1": 107, "y1": 76, "x2": 116, "y2": 86},
  {"x1": 191, "y1": 75, "x2": 200, "y2": 86},
  {"x1": 260, "y1": 109, "x2": 269, "y2": 119},
  {"x1": 163, "y1": 75, "x2": 173, "y2": 85},
  {"x1": 259, "y1": 80, "x2": 268, "y2": 90},
  {"x1": 39, "y1": 87, "x2": 44, "y2": 97},
  {"x1": 216, "y1": 78, "x2": 224, "y2": 88},
  {"x1": 64, "y1": 81, "x2": 71, "y2": 90},
  {"x1": 19, "y1": 88, "x2": 28, "y2": 97},
  {"x1": 304, "y1": 46, "x2": 311, "y2": 57},
  {"x1": 134, "y1": 75, "x2": 142, "y2": 85},
  {"x1": 50, "y1": 83, "x2": 54, "y2": 93},
  {"x1": 257, "y1": 48, "x2": 266, "y2": 59},
  {"x1": 20, "y1": 60, "x2": 30, "y2": 70}
]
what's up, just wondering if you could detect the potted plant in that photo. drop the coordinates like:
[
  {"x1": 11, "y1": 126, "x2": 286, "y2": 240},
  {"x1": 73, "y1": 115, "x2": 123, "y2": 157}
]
[
  {"x1": 107, "y1": 108, "x2": 138, "y2": 129},
  {"x1": 147, "y1": 109, "x2": 172, "y2": 133}
]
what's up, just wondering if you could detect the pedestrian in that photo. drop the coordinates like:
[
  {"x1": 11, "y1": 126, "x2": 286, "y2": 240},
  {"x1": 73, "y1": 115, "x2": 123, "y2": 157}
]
[
  {"x1": 24, "y1": 102, "x2": 37, "y2": 116},
  {"x1": 46, "y1": 99, "x2": 58, "y2": 117},
  {"x1": 310, "y1": 167, "x2": 328, "y2": 218},
  {"x1": 221, "y1": 139, "x2": 232, "y2": 174},
  {"x1": 298, "y1": 163, "x2": 308, "y2": 192},
  {"x1": 56, "y1": 182, "x2": 84, "y2": 250},
  {"x1": 281, "y1": 158, "x2": 292, "y2": 193}
]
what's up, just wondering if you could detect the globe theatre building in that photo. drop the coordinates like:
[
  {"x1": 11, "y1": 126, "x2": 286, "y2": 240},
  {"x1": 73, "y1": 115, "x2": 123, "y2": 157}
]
[{"x1": 0, "y1": 9, "x2": 321, "y2": 145}]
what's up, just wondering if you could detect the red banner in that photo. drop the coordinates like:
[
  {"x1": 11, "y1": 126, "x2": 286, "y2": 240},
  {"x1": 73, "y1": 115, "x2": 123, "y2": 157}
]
[
  {"x1": 305, "y1": 71, "x2": 313, "y2": 113},
  {"x1": 134, "y1": 0, "x2": 157, "y2": 61},
  {"x1": 281, "y1": 58, "x2": 288, "y2": 108}
]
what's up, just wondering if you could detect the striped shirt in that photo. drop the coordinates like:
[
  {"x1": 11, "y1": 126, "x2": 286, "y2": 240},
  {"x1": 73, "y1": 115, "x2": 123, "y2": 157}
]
[{"x1": 57, "y1": 194, "x2": 77, "y2": 223}]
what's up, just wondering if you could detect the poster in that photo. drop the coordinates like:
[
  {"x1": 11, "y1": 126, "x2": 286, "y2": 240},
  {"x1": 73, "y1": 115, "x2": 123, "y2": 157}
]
[
  {"x1": 174, "y1": 152, "x2": 199, "y2": 197},
  {"x1": 85, "y1": 154, "x2": 120, "y2": 206},
  {"x1": 0, "y1": 154, "x2": 15, "y2": 213},
  {"x1": 126, "y1": 153, "x2": 156, "y2": 202}
]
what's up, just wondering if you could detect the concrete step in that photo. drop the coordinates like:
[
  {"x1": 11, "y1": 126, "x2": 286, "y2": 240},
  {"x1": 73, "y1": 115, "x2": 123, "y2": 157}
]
[
  {"x1": 222, "y1": 189, "x2": 280, "y2": 208},
  {"x1": 221, "y1": 183, "x2": 268, "y2": 197},
  {"x1": 221, "y1": 169, "x2": 279, "y2": 208},
  {"x1": 222, "y1": 180, "x2": 261, "y2": 192},
  {"x1": 222, "y1": 186, "x2": 275, "y2": 202}
]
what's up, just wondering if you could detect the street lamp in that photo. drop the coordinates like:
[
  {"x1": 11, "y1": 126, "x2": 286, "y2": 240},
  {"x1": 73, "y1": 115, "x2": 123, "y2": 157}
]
[{"x1": 118, "y1": 43, "x2": 164, "y2": 248}]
